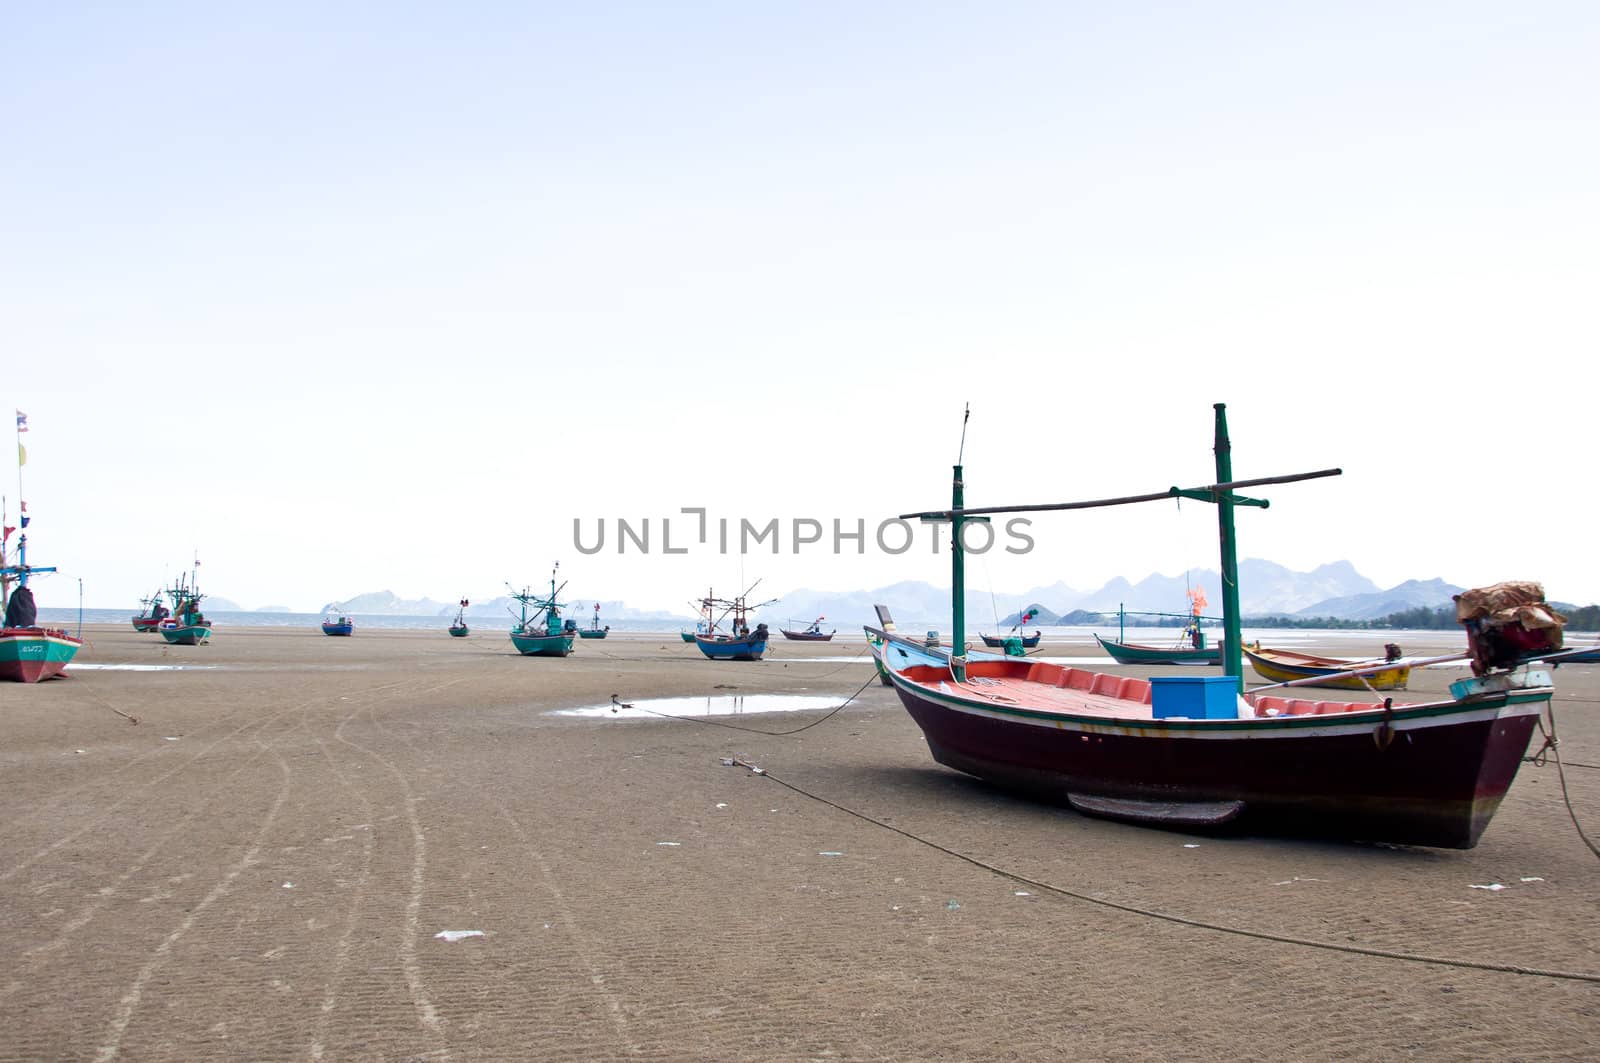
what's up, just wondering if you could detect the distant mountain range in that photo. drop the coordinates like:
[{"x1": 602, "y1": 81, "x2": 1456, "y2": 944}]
[
  {"x1": 749, "y1": 561, "x2": 1469, "y2": 629},
  {"x1": 280, "y1": 561, "x2": 1489, "y2": 626}
]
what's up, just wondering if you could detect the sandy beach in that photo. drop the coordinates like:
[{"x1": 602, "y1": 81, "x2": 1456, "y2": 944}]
[{"x1": 2, "y1": 625, "x2": 1596, "y2": 1061}]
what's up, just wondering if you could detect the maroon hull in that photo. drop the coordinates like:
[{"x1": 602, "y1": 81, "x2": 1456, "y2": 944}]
[
  {"x1": 889, "y1": 670, "x2": 1544, "y2": 849},
  {"x1": 780, "y1": 630, "x2": 835, "y2": 641}
]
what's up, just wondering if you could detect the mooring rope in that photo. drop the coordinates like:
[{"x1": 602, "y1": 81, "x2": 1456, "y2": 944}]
[
  {"x1": 1528, "y1": 701, "x2": 1600, "y2": 860},
  {"x1": 726, "y1": 759, "x2": 1600, "y2": 984}
]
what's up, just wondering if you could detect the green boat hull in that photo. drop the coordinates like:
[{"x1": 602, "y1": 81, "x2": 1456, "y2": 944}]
[
  {"x1": 160, "y1": 624, "x2": 212, "y2": 646},
  {"x1": 0, "y1": 629, "x2": 84, "y2": 683},
  {"x1": 511, "y1": 631, "x2": 574, "y2": 657},
  {"x1": 1094, "y1": 633, "x2": 1218, "y2": 666},
  {"x1": 448, "y1": 625, "x2": 470, "y2": 637}
]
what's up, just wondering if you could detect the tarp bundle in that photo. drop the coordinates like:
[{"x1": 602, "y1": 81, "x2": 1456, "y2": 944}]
[
  {"x1": 1454, "y1": 581, "x2": 1565, "y2": 675},
  {"x1": 3, "y1": 585, "x2": 37, "y2": 628}
]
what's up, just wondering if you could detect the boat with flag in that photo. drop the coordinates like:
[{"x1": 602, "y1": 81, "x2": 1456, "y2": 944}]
[
  {"x1": 158, "y1": 561, "x2": 211, "y2": 645},
  {"x1": 3, "y1": 416, "x2": 85, "y2": 682},
  {"x1": 321, "y1": 606, "x2": 354, "y2": 636},
  {"x1": 780, "y1": 617, "x2": 835, "y2": 641},
  {"x1": 693, "y1": 583, "x2": 777, "y2": 660},
  {"x1": 1093, "y1": 594, "x2": 1220, "y2": 664},
  {"x1": 448, "y1": 599, "x2": 470, "y2": 637},
  {"x1": 508, "y1": 565, "x2": 575, "y2": 657},
  {"x1": 578, "y1": 601, "x2": 609, "y2": 639},
  {"x1": 979, "y1": 608, "x2": 1041, "y2": 651},
  {"x1": 1243, "y1": 641, "x2": 1411, "y2": 691},
  {"x1": 131, "y1": 590, "x2": 168, "y2": 632},
  {"x1": 868, "y1": 404, "x2": 1556, "y2": 849}
]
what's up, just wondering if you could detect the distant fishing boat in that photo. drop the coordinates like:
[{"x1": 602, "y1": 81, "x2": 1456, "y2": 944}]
[
  {"x1": 780, "y1": 617, "x2": 835, "y2": 641},
  {"x1": 979, "y1": 608, "x2": 1041, "y2": 652},
  {"x1": 1243, "y1": 642, "x2": 1410, "y2": 691},
  {"x1": 693, "y1": 583, "x2": 777, "y2": 661},
  {"x1": 321, "y1": 607, "x2": 354, "y2": 636},
  {"x1": 1094, "y1": 598, "x2": 1220, "y2": 665},
  {"x1": 508, "y1": 565, "x2": 575, "y2": 657},
  {"x1": 577, "y1": 601, "x2": 609, "y2": 639},
  {"x1": 868, "y1": 404, "x2": 1558, "y2": 849},
  {"x1": 448, "y1": 598, "x2": 470, "y2": 638},
  {"x1": 158, "y1": 560, "x2": 211, "y2": 645},
  {"x1": 131, "y1": 590, "x2": 167, "y2": 632}
]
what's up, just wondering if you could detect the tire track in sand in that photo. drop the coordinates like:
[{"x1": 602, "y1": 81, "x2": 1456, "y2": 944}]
[
  {"x1": 495, "y1": 801, "x2": 640, "y2": 1056},
  {"x1": 92, "y1": 734, "x2": 294, "y2": 1062}
]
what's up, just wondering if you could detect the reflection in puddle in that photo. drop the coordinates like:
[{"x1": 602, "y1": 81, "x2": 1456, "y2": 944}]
[{"x1": 552, "y1": 694, "x2": 844, "y2": 719}]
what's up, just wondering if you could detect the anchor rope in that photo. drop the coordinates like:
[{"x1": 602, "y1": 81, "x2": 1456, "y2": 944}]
[
  {"x1": 1529, "y1": 700, "x2": 1600, "y2": 860},
  {"x1": 727, "y1": 759, "x2": 1600, "y2": 984}
]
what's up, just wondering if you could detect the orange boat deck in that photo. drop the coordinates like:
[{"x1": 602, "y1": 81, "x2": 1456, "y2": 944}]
[{"x1": 901, "y1": 659, "x2": 1387, "y2": 720}]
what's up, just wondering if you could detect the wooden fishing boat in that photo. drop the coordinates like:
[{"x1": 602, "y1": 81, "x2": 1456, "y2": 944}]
[
  {"x1": 2, "y1": 425, "x2": 86, "y2": 681},
  {"x1": 980, "y1": 607, "x2": 1042, "y2": 651},
  {"x1": 508, "y1": 566, "x2": 575, "y2": 657},
  {"x1": 158, "y1": 564, "x2": 211, "y2": 645},
  {"x1": 131, "y1": 591, "x2": 167, "y2": 632},
  {"x1": 871, "y1": 404, "x2": 1556, "y2": 848},
  {"x1": 692, "y1": 583, "x2": 777, "y2": 661},
  {"x1": 321, "y1": 612, "x2": 354, "y2": 636},
  {"x1": 577, "y1": 602, "x2": 609, "y2": 639},
  {"x1": 780, "y1": 617, "x2": 835, "y2": 641},
  {"x1": 1093, "y1": 633, "x2": 1219, "y2": 665},
  {"x1": 0, "y1": 620, "x2": 83, "y2": 682},
  {"x1": 980, "y1": 630, "x2": 1041, "y2": 649},
  {"x1": 1244, "y1": 642, "x2": 1410, "y2": 691},
  {"x1": 448, "y1": 598, "x2": 470, "y2": 637}
]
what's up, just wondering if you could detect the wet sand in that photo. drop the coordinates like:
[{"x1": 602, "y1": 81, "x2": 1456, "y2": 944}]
[{"x1": 3, "y1": 625, "x2": 1597, "y2": 1061}]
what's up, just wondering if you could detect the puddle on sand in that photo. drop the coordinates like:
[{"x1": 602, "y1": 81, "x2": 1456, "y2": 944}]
[
  {"x1": 69, "y1": 663, "x2": 220, "y2": 672},
  {"x1": 552, "y1": 694, "x2": 843, "y2": 720}
]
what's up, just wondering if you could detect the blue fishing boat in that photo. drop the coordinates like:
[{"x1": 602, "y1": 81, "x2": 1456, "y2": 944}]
[
  {"x1": 508, "y1": 565, "x2": 575, "y2": 658},
  {"x1": 321, "y1": 609, "x2": 354, "y2": 636},
  {"x1": 692, "y1": 582, "x2": 777, "y2": 661}
]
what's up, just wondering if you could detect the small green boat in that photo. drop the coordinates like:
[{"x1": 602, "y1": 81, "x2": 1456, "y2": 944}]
[
  {"x1": 1093, "y1": 602, "x2": 1220, "y2": 665},
  {"x1": 577, "y1": 601, "x2": 608, "y2": 639},
  {"x1": 508, "y1": 566, "x2": 574, "y2": 658},
  {"x1": 448, "y1": 598, "x2": 470, "y2": 637},
  {"x1": 158, "y1": 562, "x2": 211, "y2": 645}
]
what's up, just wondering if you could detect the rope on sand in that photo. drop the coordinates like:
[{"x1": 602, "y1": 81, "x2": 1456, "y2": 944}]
[
  {"x1": 1527, "y1": 701, "x2": 1600, "y2": 860},
  {"x1": 727, "y1": 759, "x2": 1600, "y2": 985}
]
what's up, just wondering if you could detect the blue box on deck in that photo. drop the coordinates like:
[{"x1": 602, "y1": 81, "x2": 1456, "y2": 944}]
[{"x1": 1150, "y1": 676, "x2": 1239, "y2": 719}]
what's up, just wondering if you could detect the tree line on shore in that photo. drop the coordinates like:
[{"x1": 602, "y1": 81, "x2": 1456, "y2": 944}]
[{"x1": 1241, "y1": 603, "x2": 1600, "y2": 632}]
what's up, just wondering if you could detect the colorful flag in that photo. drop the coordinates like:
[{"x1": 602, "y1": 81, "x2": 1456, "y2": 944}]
[{"x1": 15, "y1": 411, "x2": 27, "y2": 432}]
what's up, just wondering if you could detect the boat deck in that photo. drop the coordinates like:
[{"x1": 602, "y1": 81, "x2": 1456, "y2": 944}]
[{"x1": 900, "y1": 660, "x2": 1388, "y2": 721}]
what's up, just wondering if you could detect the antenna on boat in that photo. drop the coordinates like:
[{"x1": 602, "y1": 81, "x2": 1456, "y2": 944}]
[{"x1": 957, "y1": 403, "x2": 970, "y2": 465}]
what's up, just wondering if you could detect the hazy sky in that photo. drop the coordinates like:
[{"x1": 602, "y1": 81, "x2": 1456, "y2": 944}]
[{"x1": 6, "y1": 2, "x2": 1596, "y2": 613}]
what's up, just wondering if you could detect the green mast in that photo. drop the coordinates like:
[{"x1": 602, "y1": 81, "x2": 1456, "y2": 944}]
[
  {"x1": 951, "y1": 462, "x2": 967, "y2": 683},
  {"x1": 1212, "y1": 403, "x2": 1245, "y2": 692}
]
